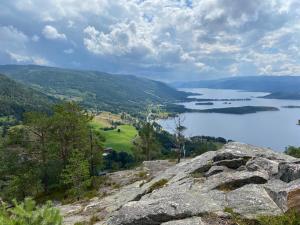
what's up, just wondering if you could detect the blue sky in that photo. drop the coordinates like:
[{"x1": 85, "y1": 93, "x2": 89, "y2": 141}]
[{"x1": 0, "y1": 0, "x2": 300, "y2": 81}]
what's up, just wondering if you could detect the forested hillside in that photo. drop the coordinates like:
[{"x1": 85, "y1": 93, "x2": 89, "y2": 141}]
[
  {"x1": 0, "y1": 74, "x2": 55, "y2": 119},
  {"x1": 0, "y1": 65, "x2": 188, "y2": 115}
]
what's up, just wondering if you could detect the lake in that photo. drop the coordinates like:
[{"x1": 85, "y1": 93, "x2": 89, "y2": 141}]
[{"x1": 158, "y1": 88, "x2": 300, "y2": 152}]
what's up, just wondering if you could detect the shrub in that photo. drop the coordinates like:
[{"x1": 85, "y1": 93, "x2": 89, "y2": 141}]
[
  {"x1": 285, "y1": 146, "x2": 300, "y2": 158},
  {"x1": 148, "y1": 179, "x2": 168, "y2": 193},
  {"x1": 0, "y1": 198, "x2": 62, "y2": 225},
  {"x1": 257, "y1": 210, "x2": 300, "y2": 225}
]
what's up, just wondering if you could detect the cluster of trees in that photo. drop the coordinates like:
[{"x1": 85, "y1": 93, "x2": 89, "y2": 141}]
[
  {"x1": 0, "y1": 102, "x2": 227, "y2": 205},
  {"x1": 133, "y1": 118, "x2": 227, "y2": 163},
  {"x1": 285, "y1": 146, "x2": 300, "y2": 158},
  {"x1": 0, "y1": 102, "x2": 104, "y2": 202},
  {"x1": 0, "y1": 74, "x2": 54, "y2": 120}
]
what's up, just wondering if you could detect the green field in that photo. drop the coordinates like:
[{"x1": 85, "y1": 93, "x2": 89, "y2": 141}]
[
  {"x1": 91, "y1": 120, "x2": 138, "y2": 153},
  {"x1": 102, "y1": 125, "x2": 138, "y2": 153}
]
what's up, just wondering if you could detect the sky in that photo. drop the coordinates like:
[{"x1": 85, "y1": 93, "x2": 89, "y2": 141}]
[{"x1": 0, "y1": 0, "x2": 300, "y2": 81}]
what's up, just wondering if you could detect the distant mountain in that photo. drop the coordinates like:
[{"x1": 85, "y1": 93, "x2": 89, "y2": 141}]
[
  {"x1": 0, "y1": 65, "x2": 188, "y2": 115},
  {"x1": 0, "y1": 74, "x2": 55, "y2": 119},
  {"x1": 172, "y1": 76, "x2": 300, "y2": 99}
]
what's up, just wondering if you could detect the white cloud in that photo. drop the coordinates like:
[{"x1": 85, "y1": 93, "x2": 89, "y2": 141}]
[
  {"x1": 42, "y1": 25, "x2": 66, "y2": 40},
  {"x1": 1, "y1": 0, "x2": 300, "y2": 79},
  {"x1": 7, "y1": 51, "x2": 50, "y2": 65},
  {"x1": 0, "y1": 26, "x2": 28, "y2": 50}
]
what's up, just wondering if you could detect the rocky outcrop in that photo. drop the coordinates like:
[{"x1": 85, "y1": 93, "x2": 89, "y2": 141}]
[
  {"x1": 278, "y1": 161, "x2": 300, "y2": 182},
  {"x1": 60, "y1": 142, "x2": 300, "y2": 225}
]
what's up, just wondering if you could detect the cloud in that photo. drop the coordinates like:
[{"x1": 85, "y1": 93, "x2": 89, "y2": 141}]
[
  {"x1": 42, "y1": 25, "x2": 67, "y2": 40},
  {"x1": 0, "y1": 26, "x2": 28, "y2": 50},
  {"x1": 7, "y1": 51, "x2": 50, "y2": 65},
  {"x1": 1, "y1": 0, "x2": 300, "y2": 80}
]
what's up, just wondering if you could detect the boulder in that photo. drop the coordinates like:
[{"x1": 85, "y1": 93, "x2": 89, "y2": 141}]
[
  {"x1": 246, "y1": 157, "x2": 279, "y2": 176},
  {"x1": 205, "y1": 166, "x2": 229, "y2": 177},
  {"x1": 106, "y1": 191, "x2": 226, "y2": 225},
  {"x1": 278, "y1": 161, "x2": 300, "y2": 182},
  {"x1": 226, "y1": 184, "x2": 283, "y2": 218},
  {"x1": 202, "y1": 170, "x2": 269, "y2": 191},
  {"x1": 264, "y1": 179, "x2": 300, "y2": 212}
]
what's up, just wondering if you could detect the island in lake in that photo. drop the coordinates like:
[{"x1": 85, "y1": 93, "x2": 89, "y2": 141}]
[
  {"x1": 195, "y1": 98, "x2": 251, "y2": 102},
  {"x1": 198, "y1": 106, "x2": 279, "y2": 114},
  {"x1": 282, "y1": 105, "x2": 300, "y2": 109},
  {"x1": 195, "y1": 102, "x2": 214, "y2": 105}
]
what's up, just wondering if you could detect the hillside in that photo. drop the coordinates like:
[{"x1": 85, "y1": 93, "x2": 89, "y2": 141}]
[
  {"x1": 60, "y1": 142, "x2": 300, "y2": 225},
  {"x1": 173, "y1": 76, "x2": 300, "y2": 99},
  {"x1": 0, "y1": 65, "x2": 188, "y2": 115},
  {"x1": 0, "y1": 74, "x2": 55, "y2": 119}
]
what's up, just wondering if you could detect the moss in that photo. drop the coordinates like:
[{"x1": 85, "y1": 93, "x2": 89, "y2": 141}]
[
  {"x1": 148, "y1": 179, "x2": 168, "y2": 192},
  {"x1": 224, "y1": 208, "x2": 300, "y2": 225},
  {"x1": 137, "y1": 171, "x2": 148, "y2": 179},
  {"x1": 191, "y1": 171, "x2": 204, "y2": 178},
  {"x1": 257, "y1": 210, "x2": 300, "y2": 225}
]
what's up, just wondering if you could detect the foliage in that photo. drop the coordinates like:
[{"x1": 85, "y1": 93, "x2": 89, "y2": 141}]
[
  {"x1": 0, "y1": 74, "x2": 55, "y2": 120},
  {"x1": 133, "y1": 122, "x2": 161, "y2": 161},
  {"x1": 61, "y1": 149, "x2": 91, "y2": 198},
  {"x1": 148, "y1": 179, "x2": 168, "y2": 193},
  {"x1": 103, "y1": 150, "x2": 135, "y2": 171},
  {"x1": 0, "y1": 198, "x2": 62, "y2": 225},
  {"x1": 257, "y1": 210, "x2": 300, "y2": 225},
  {"x1": 285, "y1": 146, "x2": 300, "y2": 158},
  {"x1": 0, "y1": 65, "x2": 188, "y2": 116},
  {"x1": 224, "y1": 207, "x2": 300, "y2": 225},
  {"x1": 0, "y1": 102, "x2": 104, "y2": 202},
  {"x1": 100, "y1": 125, "x2": 138, "y2": 153}
]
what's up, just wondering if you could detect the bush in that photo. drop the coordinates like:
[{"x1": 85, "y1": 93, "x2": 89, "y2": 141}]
[
  {"x1": 0, "y1": 198, "x2": 62, "y2": 225},
  {"x1": 258, "y1": 210, "x2": 300, "y2": 225},
  {"x1": 148, "y1": 179, "x2": 168, "y2": 193},
  {"x1": 285, "y1": 146, "x2": 300, "y2": 158},
  {"x1": 224, "y1": 207, "x2": 300, "y2": 225}
]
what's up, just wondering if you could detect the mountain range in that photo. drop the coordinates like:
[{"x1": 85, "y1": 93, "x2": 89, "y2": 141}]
[
  {"x1": 0, "y1": 65, "x2": 188, "y2": 117},
  {"x1": 172, "y1": 76, "x2": 300, "y2": 99},
  {"x1": 0, "y1": 73, "x2": 55, "y2": 119}
]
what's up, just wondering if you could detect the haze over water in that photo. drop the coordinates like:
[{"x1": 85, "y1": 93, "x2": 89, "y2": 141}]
[{"x1": 158, "y1": 88, "x2": 300, "y2": 152}]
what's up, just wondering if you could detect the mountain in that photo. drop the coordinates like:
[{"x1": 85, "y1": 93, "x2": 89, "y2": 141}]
[
  {"x1": 0, "y1": 65, "x2": 188, "y2": 115},
  {"x1": 0, "y1": 74, "x2": 55, "y2": 119},
  {"x1": 173, "y1": 76, "x2": 300, "y2": 99}
]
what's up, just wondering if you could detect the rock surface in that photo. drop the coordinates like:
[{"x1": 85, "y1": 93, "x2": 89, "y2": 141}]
[{"x1": 60, "y1": 142, "x2": 300, "y2": 225}]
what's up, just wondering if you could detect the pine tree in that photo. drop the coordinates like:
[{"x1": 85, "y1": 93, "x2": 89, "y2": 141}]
[{"x1": 61, "y1": 149, "x2": 91, "y2": 199}]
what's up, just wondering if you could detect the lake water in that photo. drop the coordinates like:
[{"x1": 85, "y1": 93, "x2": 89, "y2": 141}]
[{"x1": 158, "y1": 88, "x2": 300, "y2": 152}]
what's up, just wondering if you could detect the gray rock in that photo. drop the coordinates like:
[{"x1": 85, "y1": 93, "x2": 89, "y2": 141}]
[
  {"x1": 213, "y1": 157, "x2": 250, "y2": 169},
  {"x1": 202, "y1": 170, "x2": 269, "y2": 191},
  {"x1": 161, "y1": 217, "x2": 205, "y2": 225},
  {"x1": 220, "y1": 142, "x2": 294, "y2": 162},
  {"x1": 106, "y1": 191, "x2": 226, "y2": 225},
  {"x1": 246, "y1": 157, "x2": 279, "y2": 176},
  {"x1": 205, "y1": 166, "x2": 229, "y2": 177},
  {"x1": 227, "y1": 184, "x2": 283, "y2": 218},
  {"x1": 264, "y1": 179, "x2": 300, "y2": 212},
  {"x1": 278, "y1": 161, "x2": 300, "y2": 182},
  {"x1": 61, "y1": 143, "x2": 300, "y2": 225}
]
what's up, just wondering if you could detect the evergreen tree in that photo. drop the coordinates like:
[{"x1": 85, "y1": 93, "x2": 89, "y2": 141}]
[
  {"x1": 0, "y1": 198, "x2": 62, "y2": 225},
  {"x1": 61, "y1": 149, "x2": 90, "y2": 199},
  {"x1": 134, "y1": 122, "x2": 160, "y2": 161}
]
